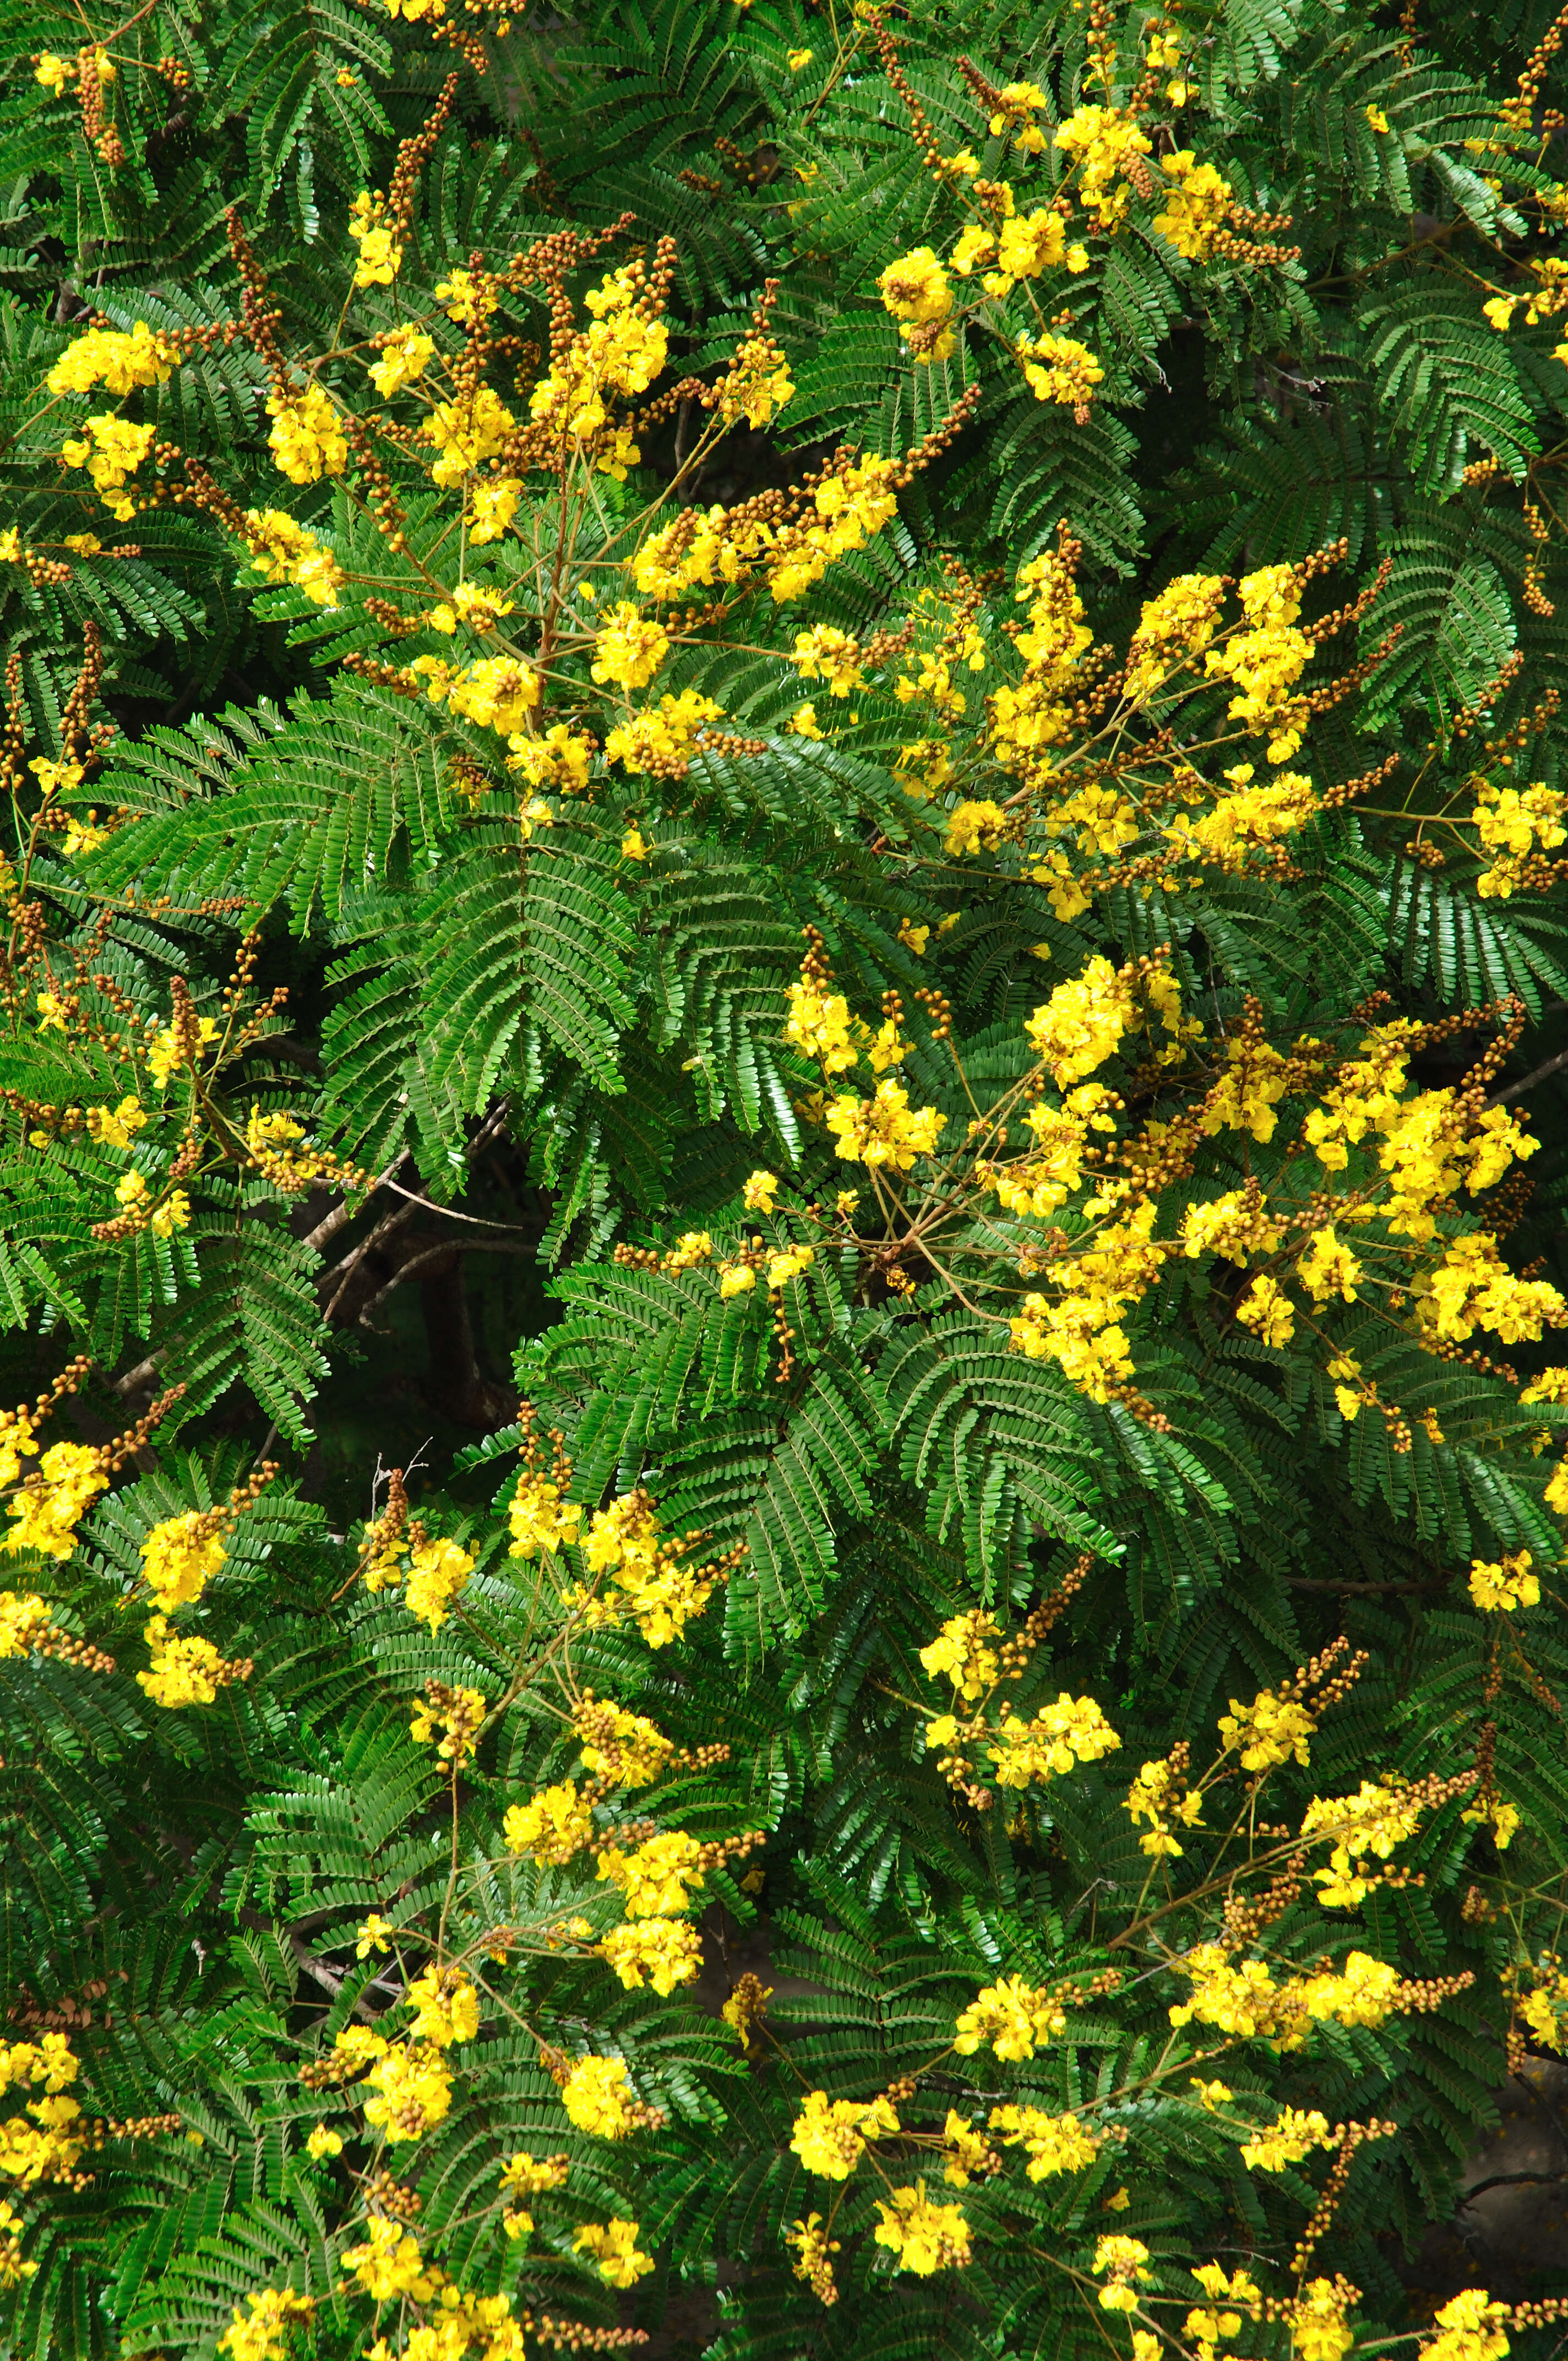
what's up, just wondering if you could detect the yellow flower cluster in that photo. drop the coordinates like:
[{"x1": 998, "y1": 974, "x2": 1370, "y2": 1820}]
[
  {"x1": 877, "y1": 247, "x2": 956, "y2": 361},
  {"x1": 1239, "y1": 2105, "x2": 1336, "y2": 2170},
  {"x1": 504, "y1": 1780, "x2": 592, "y2": 1864},
  {"x1": 334, "y1": 2025, "x2": 454, "y2": 2141},
  {"x1": 59, "y1": 415, "x2": 153, "y2": 520},
  {"x1": 140, "y1": 1510, "x2": 227, "y2": 1611},
  {"x1": 574, "y1": 2217, "x2": 654, "y2": 2287},
  {"x1": 402, "y1": 1536, "x2": 475, "y2": 1633},
  {"x1": 988, "y1": 2103, "x2": 1103, "y2": 2178},
  {"x1": 266, "y1": 385, "x2": 346, "y2": 485},
  {"x1": 421, "y1": 387, "x2": 515, "y2": 486},
  {"x1": 0, "y1": 2034, "x2": 84, "y2": 2187},
  {"x1": 1469, "y1": 777, "x2": 1566, "y2": 901},
  {"x1": 1288, "y1": 2278, "x2": 1356, "y2": 2361},
  {"x1": 559, "y1": 2053, "x2": 637, "y2": 2139},
  {"x1": 767, "y1": 455, "x2": 900, "y2": 603},
  {"x1": 985, "y1": 1693, "x2": 1121, "y2": 1787},
  {"x1": 498, "y1": 2146, "x2": 569, "y2": 2240},
  {"x1": 1169, "y1": 1943, "x2": 1409, "y2": 2044},
  {"x1": 1205, "y1": 562, "x2": 1311, "y2": 763},
  {"x1": 0, "y1": 1591, "x2": 52, "y2": 1658},
  {"x1": 1015, "y1": 331, "x2": 1104, "y2": 409},
  {"x1": 1217, "y1": 1684, "x2": 1317, "y2": 1771},
  {"x1": 412, "y1": 651, "x2": 540, "y2": 737},
  {"x1": 605, "y1": 688, "x2": 722, "y2": 776},
  {"x1": 1009, "y1": 1202, "x2": 1164, "y2": 1400},
  {"x1": 1167, "y1": 766, "x2": 1318, "y2": 864},
  {"x1": 1092, "y1": 2230, "x2": 1153, "y2": 2311},
  {"x1": 507, "y1": 1465, "x2": 582, "y2": 1558},
  {"x1": 137, "y1": 1615, "x2": 241, "y2": 1708},
  {"x1": 217, "y1": 2289, "x2": 316, "y2": 2361},
  {"x1": 919, "y1": 1608, "x2": 1000, "y2": 1700},
  {"x1": 1055, "y1": 105, "x2": 1153, "y2": 226},
  {"x1": 578, "y1": 1488, "x2": 718, "y2": 1645},
  {"x1": 348, "y1": 189, "x2": 401, "y2": 286},
  {"x1": 530, "y1": 265, "x2": 668, "y2": 454},
  {"x1": 1124, "y1": 1755, "x2": 1207, "y2": 1856},
  {"x1": 4, "y1": 1440, "x2": 106, "y2": 1559},
  {"x1": 1422, "y1": 2291, "x2": 1512, "y2": 2361},
  {"x1": 1469, "y1": 1548, "x2": 1540, "y2": 1612},
  {"x1": 48, "y1": 318, "x2": 181, "y2": 398},
  {"x1": 1299, "y1": 1778, "x2": 1425, "y2": 1907},
  {"x1": 872, "y1": 2182, "x2": 972, "y2": 2274},
  {"x1": 1152, "y1": 151, "x2": 1235, "y2": 260},
  {"x1": 591, "y1": 602, "x2": 670, "y2": 692},
  {"x1": 367, "y1": 325, "x2": 434, "y2": 399},
  {"x1": 1420, "y1": 1233, "x2": 1566, "y2": 1346},
  {"x1": 574, "y1": 1694, "x2": 674, "y2": 1786},
  {"x1": 1025, "y1": 956, "x2": 1136, "y2": 1086},
  {"x1": 240, "y1": 508, "x2": 344, "y2": 607},
  {"x1": 410, "y1": 1683, "x2": 487, "y2": 1764},
  {"x1": 598, "y1": 1916, "x2": 703, "y2": 1994},
  {"x1": 790, "y1": 2087, "x2": 900, "y2": 2178},
  {"x1": 824, "y1": 1079, "x2": 946, "y2": 1171},
  {"x1": 597, "y1": 1829, "x2": 704, "y2": 1917},
  {"x1": 508, "y1": 722, "x2": 593, "y2": 792},
  {"x1": 344, "y1": 2215, "x2": 440, "y2": 2299},
  {"x1": 953, "y1": 1974, "x2": 1066, "y2": 2061}
]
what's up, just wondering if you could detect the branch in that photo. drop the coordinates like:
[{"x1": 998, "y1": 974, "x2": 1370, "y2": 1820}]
[{"x1": 1488, "y1": 1046, "x2": 1568, "y2": 1107}]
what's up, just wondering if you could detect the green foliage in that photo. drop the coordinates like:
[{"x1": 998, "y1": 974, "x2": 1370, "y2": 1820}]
[{"x1": 2, "y1": 0, "x2": 1568, "y2": 2355}]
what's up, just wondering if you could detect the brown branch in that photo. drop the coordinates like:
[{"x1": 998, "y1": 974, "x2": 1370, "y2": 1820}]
[{"x1": 1488, "y1": 1045, "x2": 1568, "y2": 1107}]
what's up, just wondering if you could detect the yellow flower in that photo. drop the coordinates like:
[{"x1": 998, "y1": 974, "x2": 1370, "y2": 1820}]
[
  {"x1": 787, "y1": 46, "x2": 813, "y2": 68},
  {"x1": 217, "y1": 2289, "x2": 316, "y2": 2361},
  {"x1": 598, "y1": 1916, "x2": 703, "y2": 1994},
  {"x1": 356, "y1": 1913, "x2": 394, "y2": 1958},
  {"x1": 1015, "y1": 331, "x2": 1104, "y2": 408},
  {"x1": 404, "y1": 1966, "x2": 478, "y2": 2049},
  {"x1": 140, "y1": 1511, "x2": 226, "y2": 1611},
  {"x1": 574, "y1": 2218, "x2": 654, "y2": 2287},
  {"x1": 871, "y1": 2182, "x2": 971, "y2": 2275},
  {"x1": 824, "y1": 1080, "x2": 945, "y2": 1169},
  {"x1": 1217, "y1": 1685, "x2": 1316, "y2": 1771},
  {"x1": 945, "y1": 798, "x2": 1007, "y2": 855},
  {"x1": 59, "y1": 415, "x2": 155, "y2": 519},
  {"x1": 47, "y1": 319, "x2": 177, "y2": 396},
  {"x1": 560, "y1": 2054, "x2": 636, "y2": 2139},
  {"x1": 1235, "y1": 1274, "x2": 1294, "y2": 1346},
  {"x1": 402, "y1": 1536, "x2": 473, "y2": 1632},
  {"x1": 1092, "y1": 2232, "x2": 1152, "y2": 2312},
  {"x1": 591, "y1": 602, "x2": 670, "y2": 690},
  {"x1": 504, "y1": 1781, "x2": 593, "y2": 1865},
  {"x1": 342, "y1": 2215, "x2": 440, "y2": 2299},
  {"x1": 988, "y1": 2103, "x2": 1103, "y2": 2178},
  {"x1": 1466, "y1": 1544, "x2": 1537, "y2": 1612},
  {"x1": 137, "y1": 1615, "x2": 235, "y2": 1709},
  {"x1": 305, "y1": 2126, "x2": 342, "y2": 2159},
  {"x1": 1289, "y1": 2278, "x2": 1355, "y2": 2361},
  {"x1": 1152, "y1": 151, "x2": 1235, "y2": 262},
  {"x1": 3, "y1": 1441, "x2": 107, "y2": 1560},
  {"x1": 877, "y1": 247, "x2": 954, "y2": 327},
  {"x1": 790, "y1": 2088, "x2": 900, "y2": 2178},
  {"x1": 1365, "y1": 103, "x2": 1390, "y2": 131},
  {"x1": 347, "y1": 189, "x2": 402, "y2": 286},
  {"x1": 954, "y1": 1974, "x2": 1065, "y2": 2062},
  {"x1": 265, "y1": 385, "x2": 346, "y2": 485},
  {"x1": 1239, "y1": 2106, "x2": 1335, "y2": 2170},
  {"x1": 596, "y1": 1828, "x2": 704, "y2": 1918}
]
